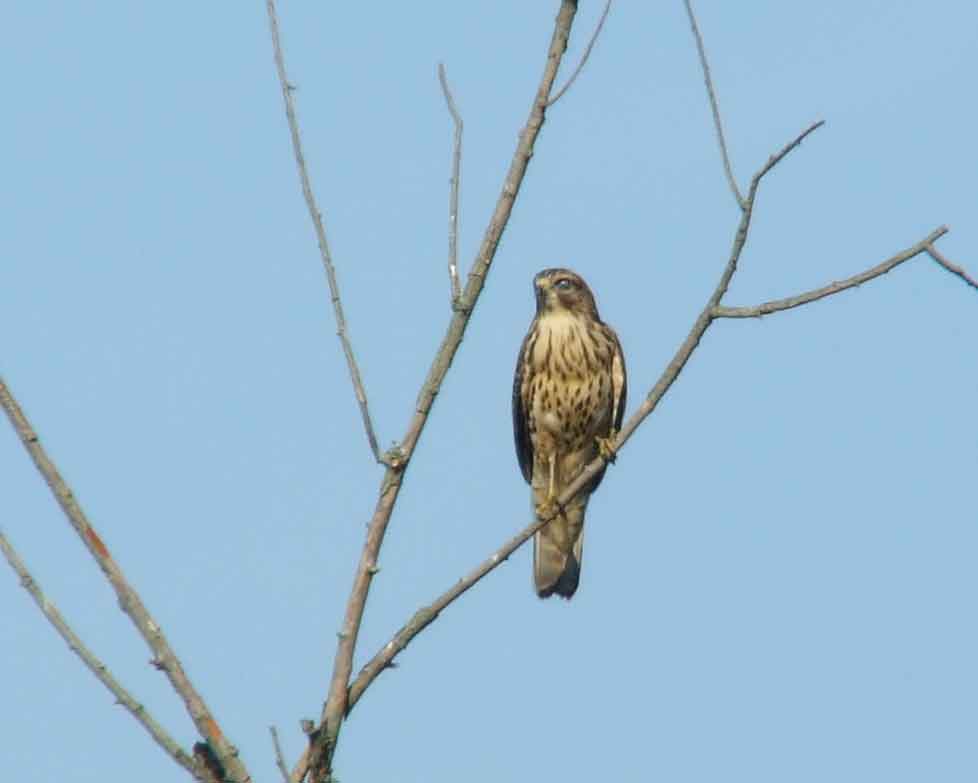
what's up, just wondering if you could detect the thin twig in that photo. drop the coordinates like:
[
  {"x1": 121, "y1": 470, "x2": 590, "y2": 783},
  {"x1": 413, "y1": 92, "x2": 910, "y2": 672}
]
[
  {"x1": 266, "y1": 0, "x2": 384, "y2": 465},
  {"x1": 270, "y1": 726, "x2": 291, "y2": 783},
  {"x1": 753, "y1": 121, "x2": 823, "y2": 181},
  {"x1": 713, "y1": 226, "x2": 950, "y2": 318},
  {"x1": 548, "y1": 0, "x2": 613, "y2": 106},
  {"x1": 0, "y1": 530, "x2": 200, "y2": 780},
  {"x1": 927, "y1": 243, "x2": 978, "y2": 290},
  {"x1": 295, "y1": 3, "x2": 583, "y2": 781},
  {"x1": 344, "y1": 120, "x2": 825, "y2": 710},
  {"x1": 0, "y1": 377, "x2": 251, "y2": 783},
  {"x1": 683, "y1": 0, "x2": 745, "y2": 209},
  {"x1": 438, "y1": 63, "x2": 463, "y2": 306}
]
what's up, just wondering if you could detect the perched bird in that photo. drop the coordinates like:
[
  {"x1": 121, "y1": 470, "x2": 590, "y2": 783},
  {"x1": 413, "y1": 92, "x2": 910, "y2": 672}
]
[{"x1": 513, "y1": 268, "x2": 626, "y2": 599}]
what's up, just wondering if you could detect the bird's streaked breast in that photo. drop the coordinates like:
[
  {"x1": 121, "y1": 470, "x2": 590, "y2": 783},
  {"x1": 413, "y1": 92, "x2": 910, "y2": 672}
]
[{"x1": 523, "y1": 310, "x2": 616, "y2": 451}]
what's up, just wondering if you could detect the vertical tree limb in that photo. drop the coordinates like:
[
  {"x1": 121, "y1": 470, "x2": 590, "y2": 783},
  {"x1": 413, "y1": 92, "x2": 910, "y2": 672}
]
[
  {"x1": 438, "y1": 63, "x2": 464, "y2": 306},
  {"x1": 270, "y1": 726, "x2": 291, "y2": 783},
  {"x1": 298, "y1": 3, "x2": 583, "y2": 781},
  {"x1": 266, "y1": 0, "x2": 384, "y2": 465}
]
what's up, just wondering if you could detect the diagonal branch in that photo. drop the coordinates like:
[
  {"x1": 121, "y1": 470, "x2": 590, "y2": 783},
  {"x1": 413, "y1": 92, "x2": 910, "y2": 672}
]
[
  {"x1": 349, "y1": 119, "x2": 975, "y2": 704},
  {"x1": 0, "y1": 530, "x2": 200, "y2": 780},
  {"x1": 295, "y1": 3, "x2": 583, "y2": 781},
  {"x1": 438, "y1": 63, "x2": 464, "y2": 306},
  {"x1": 349, "y1": 124, "x2": 971, "y2": 707},
  {"x1": 547, "y1": 0, "x2": 613, "y2": 107},
  {"x1": 0, "y1": 377, "x2": 251, "y2": 783},
  {"x1": 266, "y1": 0, "x2": 384, "y2": 465},
  {"x1": 289, "y1": 748, "x2": 310, "y2": 783},
  {"x1": 713, "y1": 226, "x2": 950, "y2": 318},
  {"x1": 345, "y1": 120, "x2": 825, "y2": 710},
  {"x1": 926, "y1": 243, "x2": 978, "y2": 290},
  {"x1": 753, "y1": 121, "x2": 823, "y2": 182},
  {"x1": 347, "y1": 508, "x2": 552, "y2": 712},
  {"x1": 270, "y1": 726, "x2": 291, "y2": 783},
  {"x1": 683, "y1": 0, "x2": 745, "y2": 209}
]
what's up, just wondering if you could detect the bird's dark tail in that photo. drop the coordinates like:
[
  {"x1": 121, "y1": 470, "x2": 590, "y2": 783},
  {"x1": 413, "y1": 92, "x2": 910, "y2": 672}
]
[{"x1": 533, "y1": 498, "x2": 586, "y2": 599}]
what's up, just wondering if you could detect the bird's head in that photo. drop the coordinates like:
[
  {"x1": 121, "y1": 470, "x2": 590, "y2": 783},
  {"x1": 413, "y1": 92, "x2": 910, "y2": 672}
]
[{"x1": 533, "y1": 268, "x2": 599, "y2": 317}]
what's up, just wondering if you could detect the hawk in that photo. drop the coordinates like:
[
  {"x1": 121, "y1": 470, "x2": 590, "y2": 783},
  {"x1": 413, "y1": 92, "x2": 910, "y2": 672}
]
[{"x1": 513, "y1": 268, "x2": 627, "y2": 599}]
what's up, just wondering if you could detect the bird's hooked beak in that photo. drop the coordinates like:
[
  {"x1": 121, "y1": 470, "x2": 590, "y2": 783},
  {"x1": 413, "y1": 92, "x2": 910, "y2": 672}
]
[{"x1": 534, "y1": 274, "x2": 553, "y2": 312}]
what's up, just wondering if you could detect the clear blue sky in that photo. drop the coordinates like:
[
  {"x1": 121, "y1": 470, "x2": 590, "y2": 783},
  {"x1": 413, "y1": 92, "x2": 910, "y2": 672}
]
[{"x1": 2, "y1": 3, "x2": 976, "y2": 781}]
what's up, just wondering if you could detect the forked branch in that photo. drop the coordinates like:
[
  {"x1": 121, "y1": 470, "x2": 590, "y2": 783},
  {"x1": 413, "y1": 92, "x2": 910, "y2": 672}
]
[
  {"x1": 0, "y1": 377, "x2": 250, "y2": 783},
  {"x1": 346, "y1": 508, "x2": 553, "y2": 711},
  {"x1": 714, "y1": 226, "x2": 949, "y2": 318},
  {"x1": 290, "y1": 2, "x2": 583, "y2": 781},
  {"x1": 346, "y1": 124, "x2": 820, "y2": 698},
  {"x1": 346, "y1": 121, "x2": 974, "y2": 706},
  {"x1": 266, "y1": 0, "x2": 383, "y2": 465},
  {"x1": 548, "y1": 0, "x2": 613, "y2": 107}
]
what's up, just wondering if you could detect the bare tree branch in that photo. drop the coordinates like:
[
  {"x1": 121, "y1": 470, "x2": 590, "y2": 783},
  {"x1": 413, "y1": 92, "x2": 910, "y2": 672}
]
[
  {"x1": 0, "y1": 530, "x2": 200, "y2": 780},
  {"x1": 548, "y1": 0, "x2": 613, "y2": 106},
  {"x1": 346, "y1": 509, "x2": 553, "y2": 712},
  {"x1": 346, "y1": 122, "x2": 820, "y2": 705},
  {"x1": 265, "y1": 0, "x2": 384, "y2": 466},
  {"x1": 438, "y1": 62, "x2": 464, "y2": 306},
  {"x1": 683, "y1": 0, "x2": 745, "y2": 208},
  {"x1": 753, "y1": 120, "x2": 823, "y2": 180},
  {"x1": 3, "y1": 2, "x2": 968, "y2": 781},
  {"x1": 270, "y1": 726, "x2": 291, "y2": 783},
  {"x1": 0, "y1": 377, "x2": 251, "y2": 783},
  {"x1": 292, "y1": 3, "x2": 583, "y2": 781},
  {"x1": 927, "y1": 243, "x2": 978, "y2": 290},
  {"x1": 350, "y1": 120, "x2": 967, "y2": 704},
  {"x1": 713, "y1": 226, "x2": 950, "y2": 318},
  {"x1": 348, "y1": 212, "x2": 969, "y2": 705}
]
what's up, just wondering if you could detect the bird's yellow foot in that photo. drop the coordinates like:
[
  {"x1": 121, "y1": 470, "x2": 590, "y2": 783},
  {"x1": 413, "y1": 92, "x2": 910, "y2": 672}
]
[
  {"x1": 536, "y1": 498, "x2": 559, "y2": 521},
  {"x1": 596, "y1": 431, "x2": 619, "y2": 463}
]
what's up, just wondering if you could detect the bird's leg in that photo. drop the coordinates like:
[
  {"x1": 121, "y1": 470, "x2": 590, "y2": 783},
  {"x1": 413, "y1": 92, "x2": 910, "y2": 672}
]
[
  {"x1": 547, "y1": 452, "x2": 556, "y2": 501},
  {"x1": 596, "y1": 430, "x2": 619, "y2": 464},
  {"x1": 535, "y1": 453, "x2": 559, "y2": 520}
]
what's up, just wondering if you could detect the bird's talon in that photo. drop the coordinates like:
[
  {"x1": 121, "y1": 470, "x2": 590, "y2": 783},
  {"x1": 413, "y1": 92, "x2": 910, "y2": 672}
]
[
  {"x1": 596, "y1": 432, "x2": 618, "y2": 464},
  {"x1": 536, "y1": 499, "x2": 559, "y2": 520}
]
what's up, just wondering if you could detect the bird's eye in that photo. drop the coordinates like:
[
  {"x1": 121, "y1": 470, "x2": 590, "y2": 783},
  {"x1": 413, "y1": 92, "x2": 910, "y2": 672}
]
[{"x1": 555, "y1": 278, "x2": 575, "y2": 290}]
